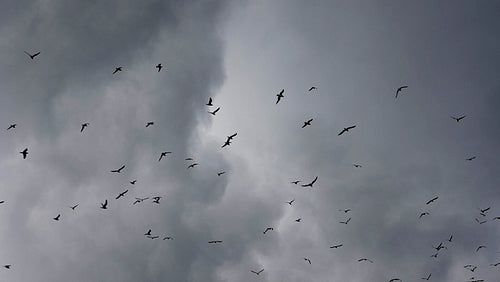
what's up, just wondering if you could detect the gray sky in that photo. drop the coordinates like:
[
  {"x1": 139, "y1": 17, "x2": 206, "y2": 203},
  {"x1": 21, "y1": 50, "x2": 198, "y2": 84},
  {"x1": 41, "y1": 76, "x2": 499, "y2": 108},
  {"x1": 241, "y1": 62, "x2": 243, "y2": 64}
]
[{"x1": 0, "y1": 1, "x2": 499, "y2": 281}]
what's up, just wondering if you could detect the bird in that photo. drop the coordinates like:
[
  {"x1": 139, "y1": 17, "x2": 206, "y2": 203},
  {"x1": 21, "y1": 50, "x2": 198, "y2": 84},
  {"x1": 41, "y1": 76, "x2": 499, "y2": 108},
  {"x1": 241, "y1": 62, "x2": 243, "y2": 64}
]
[
  {"x1": 493, "y1": 216, "x2": 500, "y2": 220},
  {"x1": 451, "y1": 115, "x2": 466, "y2": 122},
  {"x1": 221, "y1": 140, "x2": 231, "y2": 148},
  {"x1": 158, "y1": 151, "x2": 172, "y2": 162},
  {"x1": 466, "y1": 156, "x2": 476, "y2": 161},
  {"x1": 419, "y1": 212, "x2": 430, "y2": 218},
  {"x1": 250, "y1": 269, "x2": 264, "y2": 275},
  {"x1": 302, "y1": 119, "x2": 313, "y2": 128},
  {"x1": 338, "y1": 209, "x2": 351, "y2": 213},
  {"x1": 206, "y1": 97, "x2": 213, "y2": 106},
  {"x1": 308, "y1": 86, "x2": 317, "y2": 92},
  {"x1": 303, "y1": 258, "x2": 311, "y2": 264},
  {"x1": 80, "y1": 123, "x2": 89, "y2": 132},
  {"x1": 163, "y1": 236, "x2": 174, "y2": 240},
  {"x1": 395, "y1": 85, "x2": 408, "y2": 98},
  {"x1": 115, "y1": 190, "x2": 128, "y2": 200},
  {"x1": 6, "y1": 124, "x2": 16, "y2": 130},
  {"x1": 187, "y1": 163, "x2": 199, "y2": 169},
  {"x1": 430, "y1": 252, "x2": 438, "y2": 258},
  {"x1": 133, "y1": 197, "x2": 149, "y2": 205},
  {"x1": 479, "y1": 207, "x2": 490, "y2": 214},
  {"x1": 301, "y1": 176, "x2": 318, "y2": 187},
  {"x1": 129, "y1": 180, "x2": 137, "y2": 185},
  {"x1": 467, "y1": 278, "x2": 484, "y2": 282},
  {"x1": 338, "y1": 125, "x2": 356, "y2": 136},
  {"x1": 425, "y1": 196, "x2": 438, "y2": 205},
  {"x1": 227, "y1": 133, "x2": 237, "y2": 141},
  {"x1": 110, "y1": 165, "x2": 125, "y2": 173},
  {"x1": 20, "y1": 148, "x2": 28, "y2": 159},
  {"x1": 217, "y1": 171, "x2": 226, "y2": 176},
  {"x1": 491, "y1": 263, "x2": 500, "y2": 267},
  {"x1": 209, "y1": 107, "x2": 220, "y2": 115},
  {"x1": 352, "y1": 164, "x2": 362, "y2": 168},
  {"x1": 185, "y1": 157, "x2": 194, "y2": 161},
  {"x1": 144, "y1": 229, "x2": 152, "y2": 236},
  {"x1": 421, "y1": 274, "x2": 431, "y2": 280},
  {"x1": 113, "y1": 67, "x2": 122, "y2": 74},
  {"x1": 358, "y1": 258, "x2": 373, "y2": 263},
  {"x1": 53, "y1": 214, "x2": 61, "y2": 221},
  {"x1": 389, "y1": 279, "x2": 401, "y2": 282},
  {"x1": 464, "y1": 265, "x2": 477, "y2": 272},
  {"x1": 475, "y1": 218, "x2": 487, "y2": 224},
  {"x1": 340, "y1": 217, "x2": 351, "y2": 224},
  {"x1": 263, "y1": 227, "x2": 273, "y2": 234},
  {"x1": 0, "y1": 200, "x2": 4, "y2": 204},
  {"x1": 24, "y1": 51, "x2": 40, "y2": 59},
  {"x1": 146, "y1": 121, "x2": 154, "y2": 127},
  {"x1": 156, "y1": 63, "x2": 162, "y2": 72},
  {"x1": 70, "y1": 204, "x2": 79, "y2": 210},
  {"x1": 291, "y1": 180, "x2": 300, "y2": 185},
  {"x1": 434, "y1": 242, "x2": 446, "y2": 251},
  {"x1": 447, "y1": 235, "x2": 453, "y2": 242},
  {"x1": 100, "y1": 199, "x2": 108, "y2": 209},
  {"x1": 476, "y1": 245, "x2": 486, "y2": 252},
  {"x1": 276, "y1": 89, "x2": 284, "y2": 104},
  {"x1": 152, "y1": 196, "x2": 162, "y2": 204},
  {"x1": 147, "y1": 235, "x2": 159, "y2": 239},
  {"x1": 3, "y1": 264, "x2": 11, "y2": 269},
  {"x1": 295, "y1": 218, "x2": 302, "y2": 222},
  {"x1": 330, "y1": 244, "x2": 343, "y2": 249},
  {"x1": 208, "y1": 240, "x2": 222, "y2": 244},
  {"x1": 286, "y1": 199, "x2": 295, "y2": 206}
]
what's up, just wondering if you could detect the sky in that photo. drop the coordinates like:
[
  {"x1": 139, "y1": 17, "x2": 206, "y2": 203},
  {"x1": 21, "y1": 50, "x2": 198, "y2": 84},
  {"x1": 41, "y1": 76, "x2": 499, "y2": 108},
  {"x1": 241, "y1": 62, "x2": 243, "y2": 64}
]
[{"x1": 0, "y1": 0, "x2": 499, "y2": 281}]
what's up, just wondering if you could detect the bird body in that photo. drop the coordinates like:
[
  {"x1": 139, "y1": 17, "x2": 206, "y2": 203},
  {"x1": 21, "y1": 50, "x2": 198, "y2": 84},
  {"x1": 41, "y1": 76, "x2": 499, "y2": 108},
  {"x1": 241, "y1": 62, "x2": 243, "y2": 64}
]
[
  {"x1": 158, "y1": 151, "x2": 172, "y2": 161},
  {"x1": 263, "y1": 227, "x2": 273, "y2": 234},
  {"x1": 209, "y1": 107, "x2": 220, "y2": 115},
  {"x1": 301, "y1": 176, "x2": 318, "y2": 187},
  {"x1": 100, "y1": 199, "x2": 108, "y2": 209},
  {"x1": 187, "y1": 163, "x2": 199, "y2": 169},
  {"x1": 286, "y1": 199, "x2": 295, "y2": 205},
  {"x1": 146, "y1": 121, "x2": 154, "y2": 127},
  {"x1": 330, "y1": 244, "x2": 343, "y2": 249},
  {"x1": 53, "y1": 214, "x2": 61, "y2": 221},
  {"x1": 308, "y1": 86, "x2": 317, "y2": 92},
  {"x1": 7, "y1": 124, "x2": 16, "y2": 130},
  {"x1": 340, "y1": 217, "x2": 351, "y2": 224},
  {"x1": 426, "y1": 196, "x2": 438, "y2": 205},
  {"x1": 206, "y1": 97, "x2": 213, "y2": 106},
  {"x1": 24, "y1": 51, "x2": 40, "y2": 59},
  {"x1": 276, "y1": 89, "x2": 284, "y2": 104},
  {"x1": 302, "y1": 118, "x2": 313, "y2": 128},
  {"x1": 395, "y1": 85, "x2": 408, "y2": 98},
  {"x1": 20, "y1": 148, "x2": 28, "y2": 159},
  {"x1": 250, "y1": 269, "x2": 264, "y2": 275},
  {"x1": 156, "y1": 63, "x2": 162, "y2": 72},
  {"x1": 80, "y1": 123, "x2": 89, "y2": 132},
  {"x1": 111, "y1": 165, "x2": 125, "y2": 173},
  {"x1": 208, "y1": 240, "x2": 222, "y2": 244},
  {"x1": 113, "y1": 67, "x2": 122, "y2": 74},
  {"x1": 115, "y1": 190, "x2": 128, "y2": 199},
  {"x1": 338, "y1": 125, "x2": 356, "y2": 136}
]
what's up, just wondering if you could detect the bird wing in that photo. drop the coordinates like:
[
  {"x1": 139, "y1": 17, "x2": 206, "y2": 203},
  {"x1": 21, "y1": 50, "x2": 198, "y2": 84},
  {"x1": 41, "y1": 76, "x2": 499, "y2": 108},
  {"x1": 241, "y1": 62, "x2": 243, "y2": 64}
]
[
  {"x1": 338, "y1": 129, "x2": 346, "y2": 135},
  {"x1": 347, "y1": 125, "x2": 356, "y2": 130}
]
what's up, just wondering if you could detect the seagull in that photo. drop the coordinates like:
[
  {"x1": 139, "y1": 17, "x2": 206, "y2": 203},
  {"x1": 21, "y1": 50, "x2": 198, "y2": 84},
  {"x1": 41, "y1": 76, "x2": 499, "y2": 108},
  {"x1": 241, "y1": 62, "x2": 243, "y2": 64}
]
[
  {"x1": 152, "y1": 196, "x2": 162, "y2": 204},
  {"x1": 53, "y1": 214, "x2": 61, "y2": 221},
  {"x1": 146, "y1": 121, "x2": 154, "y2": 127},
  {"x1": 479, "y1": 207, "x2": 490, "y2": 214},
  {"x1": 129, "y1": 180, "x2": 137, "y2": 185},
  {"x1": 208, "y1": 240, "x2": 222, "y2": 244},
  {"x1": 3, "y1": 265, "x2": 11, "y2": 269},
  {"x1": 338, "y1": 209, "x2": 351, "y2": 213},
  {"x1": 425, "y1": 196, "x2": 438, "y2": 205},
  {"x1": 276, "y1": 89, "x2": 284, "y2": 104},
  {"x1": 430, "y1": 252, "x2": 438, "y2": 258},
  {"x1": 291, "y1": 180, "x2": 300, "y2": 185},
  {"x1": 301, "y1": 176, "x2": 318, "y2": 187},
  {"x1": 395, "y1": 85, "x2": 408, "y2": 98},
  {"x1": 491, "y1": 263, "x2": 500, "y2": 267},
  {"x1": 340, "y1": 217, "x2": 351, "y2": 224},
  {"x1": 263, "y1": 227, "x2": 274, "y2": 234},
  {"x1": 158, "y1": 151, "x2": 172, "y2": 162},
  {"x1": 447, "y1": 235, "x2": 453, "y2": 242},
  {"x1": 466, "y1": 156, "x2": 476, "y2": 161},
  {"x1": 303, "y1": 258, "x2": 311, "y2": 264},
  {"x1": 286, "y1": 199, "x2": 295, "y2": 206},
  {"x1": 250, "y1": 269, "x2": 264, "y2": 275},
  {"x1": 421, "y1": 274, "x2": 431, "y2": 280},
  {"x1": 147, "y1": 235, "x2": 159, "y2": 239},
  {"x1": 493, "y1": 216, "x2": 500, "y2": 220},
  {"x1": 7, "y1": 124, "x2": 16, "y2": 130},
  {"x1": 308, "y1": 86, "x2": 317, "y2": 92},
  {"x1": 419, "y1": 212, "x2": 430, "y2": 218},
  {"x1": 113, "y1": 67, "x2": 122, "y2": 74},
  {"x1": 434, "y1": 242, "x2": 446, "y2": 251},
  {"x1": 187, "y1": 163, "x2": 199, "y2": 169},
  {"x1": 302, "y1": 119, "x2": 313, "y2": 128},
  {"x1": 358, "y1": 258, "x2": 373, "y2": 263},
  {"x1": 144, "y1": 229, "x2": 152, "y2": 236},
  {"x1": 338, "y1": 125, "x2": 356, "y2": 136},
  {"x1": 100, "y1": 199, "x2": 108, "y2": 209},
  {"x1": 467, "y1": 278, "x2": 484, "y2": 282},
  {"x1": 451, "y1": 115, "x2": 466, "y2": 122},
  {"x1": 185, "y1": 158, "x2": 194, "y2": 161},
  {"x1": 24, "y1": 51, "x2": 40, "y2": 59},
  {"x1": 156, "y1": 63, "x2": 162, "y2": 72},
  {"x1": 133, "y1": 197, "x2": 149, "y2": 205},
  {"x1": 352, "y1": 164, "x2": 362, "y2": 168},
  {"x1": 0, "y1": 200, "x2": 4, "y2": 204},
  {"x1": 227, "y1": 133, "x2": 237, "y2": 141},
  {"x1": 389, "y1": 279, "x2": 401, "y2": 282},
  {"x1": 206, "y1": 97, "x2": 213, "y2": 106},
  {"x1": 110, "y1": 165, "x2": 125, "y2": 173},
  {"x1": 464, "y1": 265, "x2": 477, "y2": 272},
  {"x1": 475, "y1": 218, "x2": 487, "y2": 224},
  {"x1": 80, "y1": 123, "x2": 89, "y2": 132},
  {"x1": 295, "y1": 218, "x2": 302, "y2": 222},
  {"x1": 20, "y1": 148, "x2": 28, "y2": 159},
  {"x1": 115, "y1": 190, "x2": 128, "y2": 200},
  {"x1": 70, "y1": 204, "x2": 79, "y2": 210},
  {"x1": 163, "y1": 236, "x2": 174, "y2": 240},
  {"x1": 209, "y1": 107, "x2": 220, "y2": 115},
  {"x1": 217, "y1": 171, "x2": 226, "y2": 176},
  {"x1": 330, "y1": 244, "x2": 343, "y2": 249},
  {"x1": 476, "y1": 245, "x2": 486, "y2": 252},
  {"x1": 221, "y1": 140, "x2": 231, "y2": 148}
]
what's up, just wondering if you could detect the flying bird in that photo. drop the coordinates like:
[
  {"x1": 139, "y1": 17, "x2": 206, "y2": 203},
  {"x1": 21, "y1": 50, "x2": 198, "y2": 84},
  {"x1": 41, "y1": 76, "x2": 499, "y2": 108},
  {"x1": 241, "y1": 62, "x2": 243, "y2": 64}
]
[
  {"x1": 389, "y1": 279, "x2": 401, "y2": 282},
  {"x1": 129, "y1": 180, "x2": 137, "y2": 185},
  {"x1": 152, "y1": 196, "x2": 162, "y2": 204},
  {"x1": 339, "y1": 209, "x2": 351, "y2": 213},
  {"x1": 464, "y1": 265, "x2": 477, "y2": 272},
  {"x1": 466, "y1": 156, "x2": 476, "y2": 161},
  {"x1": 493, "y1": 216, "x2": 500, "y2": 220},
  {"x1": 80, "y1": 123, "x2": 89, "y2": 132},
  {"x1": 209, "y1": 107, "x2": 220, "y2": 115},
  {"x1": 110, "y1": 165, "x2": 125, "y2": 173},
  {"x1": 24, "y1": 51, "x2": 40, "y2": 59},
  {"x1": 308, "y1": 86, "x2": 317, "y2": 92},
  {"x1": 491, "y1": 263, "x2": 500, "y2": 267},
  {"x1": 221, "y1": 140, "x2": 231, "y2": 148},
  {"x1": 352, "y1": 164, "x2": 362, "y2": 168},
  {"x1": 301, "y1": 176, "x2": 318, "y2": 187},
  {"x1": 158, "y1": 151, "x2": 172, "y2": 162},
  {"x1": 144, "y1": 229, "x2": 152, "y2": 236},
  {"x1": 217, "y1": 171, "x2": 226, "y2": 176},
  {"x1": 430, "y1": 252, "x2": 438, "y2": 258},
  {"x1": 302, "y1": 118, "x2": 313, "y2": 128},
  {"x1": 330, "y1": 244, "x2": 343, "y2": 249},
  {"x1": 187, "y1": 163, "x2": 199, "y2": 169},
  {"x1": 419, "y1": 212, "x2": 430, "y2": 218},
  {"x1": 7, "y1": 124, "x2": 16, "y2": 130},
  {"x1": 447, "y1": 235, "x2": 453, "y2": 242},
  {"x1": 476, "y1": 245, "x2": 486, "y2": 252},
  {"x1": 340, "y1": 217, "x2": 351, "y2": 224},
  {"x1": 100, "y1": 199, "x2": 108, "y2": 209},
  {"x1": 156, "y1": 63, "x2": 162, "y2": 72},
  {"x1": 70, "y1": 204, "x2": 79, "y2": 210},
  {"x1": 208, "y1": 240, "x2": 222, "y2": 244},
  {"x1": 147, "y1": 235, "x2": 159, "y2": 239},
  {"x1": 0, "y1": 201, "x2": 5, "y2": 204},
  {"x1": 451, "y1": 115, "x2": 466, "y2": 122},
  {"x1": 115, "y1": 190, "x2": 128, "y2": 200},
  {"x1": 250, "y1": 269, "x2": 264, "y2": 275},
  {"x1": 185, "y1": 158, "x2": 194, "y2": 161},
  {"x1": 113, "y1": 67, "x2": 123, "y2": 74},
  {"x1": 133, "y1": 197, "x2": 149, "y2": 205},
  {"x1": 53, "y1": 214, "x2": 61, "y2": 221},
  {"x1": 426, "y1": 196, "x2": 438, "y2": 205},
  {"x1": 479, "y1": 207, "x2": 490, "y2": 214},
  {"x1": 146, "y1": 121, "x2": 154, "y2": 127},
  {"x1": 421, "y1": 274, "x2": 431, "y2": 280},
  {"x1": 358, "y1": 258, "x2": 373, "y2": 263},
  {"x1": 395, "y1": 85, "x2": 408, "y2": 98},
  {"x1": 303, "y1": 258, "x2": 311, "y2": 264},
  {"x1": 338, "y1": 125, "x2": 356, "y2": 136},
  {"x1": 263, "y1": 227, "x2": 274, "y2": 234},
  {"x1": 291, "y1": 180, "x2": 300, "y2": 185},
  {"x1": 295, "y1": 218, "x2": 302, "y2": 222},
  {"x1": 20, "y1": 148, "x2": 28, "y2": 159},
  {"x1": 3, "y1": 264, "x2": 11, "y2": 269},
  {"x1": 286, "y1": 199, "x2": 295, "y2": 206},
  {"x1": 206, "y1": 97, "x2": 213, "y2": 106},
  {"x1": 475, "y1": 218, "x2": 487, "y2": 224},
  {"x1": 276, "y1": 89, "x2": 284, "y2": 104},
  {"x1": 163, "y1": 236, "x2": 174, "y2": 240},
  {"x1": 227, "y1": 133, "x2": 237, "y2": 140}
]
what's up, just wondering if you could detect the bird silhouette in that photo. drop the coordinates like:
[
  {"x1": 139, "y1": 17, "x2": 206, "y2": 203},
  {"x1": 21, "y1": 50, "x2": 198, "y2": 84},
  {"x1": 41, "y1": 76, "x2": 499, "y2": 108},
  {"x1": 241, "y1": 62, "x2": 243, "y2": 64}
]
[
  {"x1": 340, "y1": 217, "x2": 351, "y2": 224},
  {"x1": 338, "y1": 125, "x2": 356, "y2": 136},
  {"x1": 115, "y1": 190, "x2": 128, "y2": 199},
  {"x1": 0, "y1": 200, "x2": 5, "y2": 204},
  {"x1": 208, "y1": 240, "x2": 222, "y2": 244},
  {"x1": 217, "y1": 171, "x2": 226, "y2": 176},
  {"x1": 302, "y1": 119, "x2": 313, "y2": 128},
  {"x1": 221, "y1": 140, "x2": 231, "y2": 148},
  {"x1": 209, "y1": 107, "x2": 220, "y2": 115},
  {"x1": 158, "y1": 151, "x2": 172, "y2": 162},
  {"x1": 301, "y1": 176, "x2": 318, "y2": 188},
  {"x1": 110, "y1": 165, "x2": 125, "y2": 173},
  {"x1": 426, "y1": 196, "x2": 438, "y2": 205},
  {"x1": 263, "y1": 227, "x2": 274, "y2": 234},
  {"x1": 389, "y1": 279, "x2": 401, "y2": 282},
  {"x1": 303, "y1": 257, "x2": 311, "y2": 264},
  {"x1": 24, "y1": 51, "x2": 40, "y2": 59},
  {"x1": 80, "y1": 123, "x2": 89, "y2": 132},
  {"x1": 447, "y1": 235, "x2": 453, "y2": 242},
  {"x1": 100, "y1": 199, "x2": 108, "y2": 209},
  {"x1": 185, "y1": 158, "x2": 194, "y2": 161},
  {"x1": 6, "y1": 124, "x2": 16, "y2": 130},
  {"x1": 330, "y1": 244, "x2": 343, "y2": 249},
  {"x1": 147, "y1": 235, "x2": 159, "y2": 239},
  {"x1": 466, "y1": 156, "x2": 476, "y2": 161},
  {"x1": 146, "y1": 121, "x2": 154, "y2": 127},
  {"x1": 358, "y1": 258, "x2": 373, "y2": 263},
  {"x1": 152, "y1": 196, "x2": 162, "y2": 204},
  {"x1": 479, "y1": 207, "x2": 490, "y2": 213},
  {"x1": 475, "y1": 218, "x2": 487, "y2": 224},
  {"x1": 493, "y1": 216, "x2": 500, "y2": 220},
  {"x1": 3, "y1": 264, "x2": 11, "y2": 269},
  {"x1": 113, "y1": 67, "x2": 122, "y2": 74},
  {"x1": 70, "y1": 204, "x2": 79, "y2": 210},
  {"x1": 133, "y1": 197, "x2": 149, "y2": 205},
  {"x1": 53, "y1": 214, "x2": 61, "y2": 221},
  {"x1": 395, "y1": 85, "x2": 408, "y2": 98},
  {"x1": 352, "y1": 164, "x2": 362, "y2": 168},
  {"x1": 291, "y1": 180, "x2": 300, "y2": 185},
  {"x1": 295, "y1": 218, "x2": 302, "y2": 222},
  {"x1": 144, "y1": 229, "x2": 152, "y2": 236},
  {"x1": 187, "y1": 163, "x2": 199, "y2": 169},
  {"x1": 339, "y1": 209, "x2": 351, "y2": 213},
  {"x1": 476, "y1": 245, "x2": 486, "y2": 252},
  {"x1": 464, "y1": 265, "x2": 477, "y2": 272},
  {"x1": 421, "y1": 273, "x2": 431, "y2": 280},
  {"x1": 163, "y1": 236, "x2": 174, "y2": 240},
  {"x1": 206, "y1": 97, "x2": 213, "y2": 106},
  {"x1": 308, "y1": 86, "x2": 317, "y2": 92},
  {"x1": 250, "y1": 269, "x2": 264, "y2": 275},
  {"x1": 276, "y1": 89, "x2": 284, "y2": 104},
  {"x1": 491, "y1": 263, "x2": 500, "y2": 267},
  {"x1": 286, "y1": 199, "x2": 295, "y2": 206},
  {"x1": 20, "y1": 148, "x2": 28, "y2": 159},
  {"x1": 451, "y1": 115, "x2": 466, "y2": 122},
  {"x1": 419, "y1": 212, "x2": 430, "y2": 218},
  {"x1": 156, "y1": 63, "x2": 162, "y2": 72},
  {"x1": 467, "y1": 278, "x2": 484, "y2": 282},
  {"x1": 227, "y1": 133, "x2": 237, "y2": 140},
  {"x1": 430, "y1": 252, "x2": 438, "y2": 258},
  {"x1": 129, "y1": 180, "x2": 137, "y2": 185}
]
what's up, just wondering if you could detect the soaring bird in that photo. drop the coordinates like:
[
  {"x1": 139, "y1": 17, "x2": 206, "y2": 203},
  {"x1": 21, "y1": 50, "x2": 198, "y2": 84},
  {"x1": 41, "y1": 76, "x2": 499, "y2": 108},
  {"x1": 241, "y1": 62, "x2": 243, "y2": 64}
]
[
  {"x1": 330, "y1": 244, "x2": 343, "y2": 249},
  {"x1": 217, "y1": 171, "x2": 226, "y2": 176},
  {"x1": 53, "y1": 214, "x2": 61, "y2": 221},
  {"x1": 491, "y1": 263, "x2": 500, "y2": 267},
  {"x1": 250, "y1": 269, "x2": 264, "y2": 275},
  {"x1": 206, "y1": 97, "x2": 213, "y2": 106},
  {"x1": 434, "y1": 242, "x2": 446, "y2": 251},
  {"x1": 70, "y1": 204, "x2": 79, "y2": 210},
  {"x1": 144, "y1": 229, "x2": 152, "y2": 236},
  {"x1": 263, "y1": 227, "x2": 274, "y2": 234},
  {"x1": 208, "y1": 240, "x2": 222, "y2": 244},
  {"x1": 395, "y1": 85, "x2": 408, "y2": 98},
  {"x1": 480, "y1": 207, "x2": 490, "y2": 214},
  {"x1": 286, "y1": 199, "x2": 295, "y2": 206},
  {"x1": 308, "y1": 86, "x2": 317, "y2": 92},
  {"x1": 467, "y1": 278, "x2": 484, "y2": 282},
  {"x1": 464, "y1": 265, "x2": 477, "y2": 272},
  {"x1": 302, "y1": 119, "x2": 313, "y2": 128},
  {"x1": 100, "y1": 199, "x2": 108, "y2": 209},
  {"x1": 24, "y1": 51, "x2": 40, "y2": 59},
  {"x1": 301, "y1": 176, "x2": 318, "y2": 187},
  {"x1": 111, "y1": 165, "x2": 125, "y2": 173},
  {"x1": 493, "y1": 216, "x2": 500, "y2": 220},
  {"x1": 421, "y1": 273, "x2": 431, "y2": 280},
  {"x1": 476, "y1": 245, "x2": 486, "y2": 252},
  {"x1": 187, "y1": 163, "x2": 199, "y2": 169},
  {"x1": 426, "y1": 196, "x2": 438, "y2": 205},
  {"x1": 466, "y1": 156, "x2": 476, "y2": 161},
  {"x1": 0, "y1": 200, "x2": 5, "y2": 204},
  {"x1": 340, "y1": 217, "x2": 351, "y2": 224},
  {"x1": 146, "y1": 121, "x2": 154, "y2": 127},
  {"x1": 163, "y1": 236, "x2": 174, "y2": 240},
  {"x1": 295, "y1": 218, "x2": 302, "y2": 222},
  {"x1": 7, "y1": 124, "x2": 16, "y2": 130},
  {"x1": 129, "y1": 180, "x2": 137, "y2": 185},
  {"x1": 358, "y1": 258, "x2": 373, "y2": 263},
  {"x1": 20, "y1": 148, "x2": 28, "y2": 159},
  {"x1": 339, "y1": 209, "x2": 351, "y2": 213},
  {"x1": 303, "y1": 258, "x2": 311, "y2": 264},
  {"x1": 475, "y1": 218, "x2": 487, "y2": 224},
  {"x1": 3, "y1": 265, "x2": 11, "y2": 269},
  {"x1": 156, "y1": 63, "x2": 162, "y2": 72},
  {"x1": 80, "y1": 123, "x2": 89, "y2": 132},
  {"x1": 430, "y1": 252, "x2": 438, "y2": 258},
  {"x1": 221, "y1": 140, "x2": 231, "y2": 148},
  {"x1": 115, "y1": 190, "x2": 128, "y2": 199},
  {"x1": 133, "y1": 197, "x2": 149, "y2": 205},
  {"x1": 147, "y1": 235, "x2": 159, "y2": 239},
  {"x1": 447, "y1": 235, "x2": 453, "y2": 242},
  {"x1": 276, "y1": 89, "x2": 284, "y2": 104},
  {"x1": 158, "y1": 151, "x2": 172, "y2": 162},
  {"x1": 152, "y1": 196, "x2": 162, "y2": 204},
  {"x1": 389, "y1": 279, "x2": 401, "y2": 282},
  {"x1": 451, "y1": 115, "x2": 466, "y2": 122},
  {"x1": 419, "y1": 212, "x2": 430, "y2": 218},
  {"x1": 338, "y1": 125, "x2": 356, "y2": 136},
  {"x1": 209, "y1": 107, "x2": 220, "y2": 115},
  {"x1": 185, "y1": 158, "x2": 194, "y2": 161},
  {"x1": 352, "y1": 164, "x2": 362, "y2": 168},
  {"x1": 113, "y1": 67, "x2": 123, "y2": 74},
  {"x1": 227, "y1": 133, "x2": 237, "y2": 140},
  {"x1": 291, "y1": 180, "x2": 300, "y2": 185}
]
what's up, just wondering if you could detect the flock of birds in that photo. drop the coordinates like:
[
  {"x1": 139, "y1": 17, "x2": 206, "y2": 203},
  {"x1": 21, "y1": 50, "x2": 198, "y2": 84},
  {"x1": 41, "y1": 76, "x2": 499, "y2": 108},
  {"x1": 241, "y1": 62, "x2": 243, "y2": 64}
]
[{"x1": 0, "y1": 50, "x2": 496, "y2": 282}]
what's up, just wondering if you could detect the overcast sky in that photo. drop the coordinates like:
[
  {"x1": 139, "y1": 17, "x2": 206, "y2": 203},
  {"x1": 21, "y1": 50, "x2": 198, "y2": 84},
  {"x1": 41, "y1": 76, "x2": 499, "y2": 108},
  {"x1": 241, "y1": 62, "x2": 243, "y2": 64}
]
[{"x1": 0, "y1": 1, "x2": 499, "y2": 281}]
